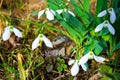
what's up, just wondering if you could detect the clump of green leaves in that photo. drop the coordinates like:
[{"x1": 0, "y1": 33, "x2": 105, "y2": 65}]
[
  {"x1": 99, "y1": 65, "x2": 120, "y2": 80},
  {"x1": 46, "y1": 0, "x2": 120, "y2": 76},
  {"x1": 56, "y1": 57, "x2": 67, "y2": 72}
]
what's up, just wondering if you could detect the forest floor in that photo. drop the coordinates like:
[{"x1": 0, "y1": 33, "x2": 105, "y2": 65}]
[{"x1": 0, "y1": 0, "x2": 120, "y2": 80}]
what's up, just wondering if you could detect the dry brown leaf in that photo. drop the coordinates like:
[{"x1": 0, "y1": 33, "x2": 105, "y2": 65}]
[
  {"x1": 90, "y1": 0, "x2": 97, "y2": 15},
  {"x1": 8, "y1": 35, "x2": 16, "y2": 49},
  {"x1": 3, "y1": 34, "x2": 22, "y2": 50},
  {"x1": 52, "y1": 37, "x2": 66, "y2": 46},
  {"x1": 66, "y1": 43, "x2": 74, "y2": 56},
  {"x1": 4, "y1": 41, "x2": 11, "y2": 49},
  {"x1": 88, "y1": 73, "x2": 102, "y2": 80},
  {"x1": 0, "y1": 0, "x2": 3, "y2": 8},
  {"x1": 28, "y1": 0, "x2": 43, "y2": 4},
  {"x1": 45, "y1": 47, "x2": 65, "y2": 57},
  {"x1": 28, "y1": 0, "x2": 46, "y2": 11},
  {"x1": 0, "y1": 19, "x2": 4, "y2": 36},
  {"x1": 90, "y1": 0, "x2": 112, "y2": 15}
]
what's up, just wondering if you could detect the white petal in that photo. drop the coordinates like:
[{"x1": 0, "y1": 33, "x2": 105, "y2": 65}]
[
  {"x1": 81, "y1": 64, "x2": 87, "y2": 71},
  {"x1": 5, "y1": 26, "x2": 10, "y2": 31},
  {"x1": 78, "y1": 53, "x2": 89, "y2": 65},
  {"x1": 2, "y1": 27, "x2": 10, "y2": 41},
  {"x1": 56, "y1": 9, "x2": 63, "y2": 14},
  {"x1": 45, "y1": 9, "x2": 54, "y2": 20},
  {"x1": 107, "y1": 22, "x2": 115, "y2": 35},
  {"x1": 42, "y1": 35, "x2": 53, "y2": 48},
  {"x1": 50, "y1": 9, "x2": 55, "y2": 15},
  {"x1": 108, "y1": 8, "x2": 116, "y2": 23},
  {"x1": 38, "y1": 10, "x2": 45, "y2": 19},
  {"x1": 68, "y1": 59, "x2": 75, "y2": 65},
  {"x1": 95, "y1": 22, "x2": 104, "y2": 32},
  {"x1": 13, "y1": 28, "x2": 22, "y2": 37},
  {"x1": 68, "y1": 11, "x2": 75, "y2": 16},
  {"x1": 93, "y1": 54, "x2": 105, "y2": 63},
  {"x1": 32, "y1": 36, "x2": 40, "y2": 50},
  {"x1": 71, "y1": 62, "x2": 79, "y2": 76},
  {"x1": 110, "y1": 10, "x2": 116, "y2": 23},
  {"x1": 97, "y1": 10, "x2": 107, "y2": 17}
]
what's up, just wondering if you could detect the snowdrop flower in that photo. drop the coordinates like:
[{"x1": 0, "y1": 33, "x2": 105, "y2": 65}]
[
  {"x1": 2, "y1": 26, "x2": 22, "y2": 41},
  {"x1": 32, "y1": 34, "x2": 53, "y2": 50},
  {"x1": 68, "y1": 59, "x2": 87, "y2": 76},
  {"x1": 38, "y1": 8, "x2": 55, "y2": 20},
  {"x1": 56, "y1": 9, "x2": 75, "y2": 17},
  {"x1": 97, "y1": 8, "x2": 116, "y2": 23},
  {"x1": 95, "y1": 20, "x2": 115, "y2": 35},
  {"x1": 79, "y1": 51, "x2": 105, "y2": 65}
]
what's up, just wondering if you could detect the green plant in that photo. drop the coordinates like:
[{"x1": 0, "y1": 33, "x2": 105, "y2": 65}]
[
  {"x1": 46, "y1": 0, "x2": 120, "y2": 76},
  {"x1": 56, "y1": 57, "x2": 67, "y2": 72},
  {"x1": 99, "y1": 65, "x2": 120, "y2": 80}
]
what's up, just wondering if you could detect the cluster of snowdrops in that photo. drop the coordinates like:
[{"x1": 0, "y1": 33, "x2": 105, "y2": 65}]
[{"x1": 2, "y1": 6, "x2": 116, "y2": 76}]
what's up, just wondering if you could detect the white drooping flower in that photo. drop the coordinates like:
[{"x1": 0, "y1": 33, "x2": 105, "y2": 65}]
[
  {"x1": 95, "y1": 20, "x2": 115, "y2": 35},
  {"x1": 79, "y1": 51, "x2": 105, "y2": 65},
  {"x1": 68, "y1": 60, "x2": 79, "y2": 76},
  {"x1": 38, "y1": 8, "x2": 55, "y2": 20},
  {"x1": 68, "y1": 59, "x2": 87, "y2": 76},
  {"x1": 56, "y1": 9, "x2": 75, "y2": 16},
  {"x1": 32, "y1": 34, "x2": 53, "y2": 50},
  {"x1": 97, "y1": 8, "x2": 116, "y2": 23},
  {"x1": 97, "y1": 10, "x2": 107, "y2": 17},
  {"x1": 2, "y1": 26, "x2": 22, "y2": 41}
]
